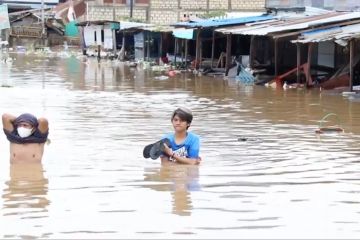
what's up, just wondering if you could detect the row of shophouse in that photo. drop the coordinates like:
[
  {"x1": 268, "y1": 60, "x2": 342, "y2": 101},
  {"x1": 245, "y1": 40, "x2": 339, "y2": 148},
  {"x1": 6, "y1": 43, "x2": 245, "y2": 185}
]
[{"x1": 1, "y1": 0, "x2": 360, "y2": 91}]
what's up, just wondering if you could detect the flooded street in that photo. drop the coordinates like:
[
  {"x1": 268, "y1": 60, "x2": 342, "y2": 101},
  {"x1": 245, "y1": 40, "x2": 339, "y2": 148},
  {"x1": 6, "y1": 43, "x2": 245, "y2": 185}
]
[{"x1": 1, "y1": 54, "x2": 360, "y2": 239}]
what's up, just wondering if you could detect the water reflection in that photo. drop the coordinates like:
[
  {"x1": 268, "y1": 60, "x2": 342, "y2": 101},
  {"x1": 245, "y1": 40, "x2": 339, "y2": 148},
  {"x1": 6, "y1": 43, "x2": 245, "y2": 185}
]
[
  {"x1": 143, "y1": 163, "x2": 200, "y2": 216},
  {"x1": 1, "y1": 55, "x2": 360, "y2": 238},
  {"x1": 2, "y1": 163, "x2": 49, "y2": 214}
]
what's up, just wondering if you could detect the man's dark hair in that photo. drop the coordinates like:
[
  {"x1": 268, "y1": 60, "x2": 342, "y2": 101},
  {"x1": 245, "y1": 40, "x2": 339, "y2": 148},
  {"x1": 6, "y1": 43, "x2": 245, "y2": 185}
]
[{"x1": 171, "y1": 107, "x2": 193, "y2": 125}]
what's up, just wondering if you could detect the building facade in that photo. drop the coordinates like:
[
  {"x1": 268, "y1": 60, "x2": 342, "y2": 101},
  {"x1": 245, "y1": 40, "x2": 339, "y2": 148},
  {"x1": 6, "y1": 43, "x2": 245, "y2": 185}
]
[{"x1": 86, "y1": 0, "x2": 266, "y2": 25}]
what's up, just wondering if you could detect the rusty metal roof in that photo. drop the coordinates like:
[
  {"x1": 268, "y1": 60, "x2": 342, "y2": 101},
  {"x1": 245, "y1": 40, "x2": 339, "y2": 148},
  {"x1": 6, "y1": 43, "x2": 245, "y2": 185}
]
[{"x1": 216, "y1": 12, "x2": 360, "y2": 36}]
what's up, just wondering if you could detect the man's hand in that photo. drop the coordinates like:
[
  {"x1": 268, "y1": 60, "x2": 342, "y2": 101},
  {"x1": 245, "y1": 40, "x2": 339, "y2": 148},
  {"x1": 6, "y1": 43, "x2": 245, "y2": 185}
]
[{"x1": 163, "y1": 143, "x2": 173, "y2": 157}]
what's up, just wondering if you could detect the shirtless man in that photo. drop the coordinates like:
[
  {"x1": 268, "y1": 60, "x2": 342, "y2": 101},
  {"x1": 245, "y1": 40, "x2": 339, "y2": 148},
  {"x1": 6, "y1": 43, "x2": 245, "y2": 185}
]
[{"x1": 2, "y1": 113, "x2": 49, "y2": 163}]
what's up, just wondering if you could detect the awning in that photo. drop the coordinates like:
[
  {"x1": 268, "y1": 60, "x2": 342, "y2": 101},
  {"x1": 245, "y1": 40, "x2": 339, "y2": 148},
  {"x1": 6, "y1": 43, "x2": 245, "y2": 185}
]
[
  {"x1": 172, "y1": 28, "x2": 194, "y2": 39},
  {"x1": 292, "y1": 23, "x2": 360, "y2": 45}
]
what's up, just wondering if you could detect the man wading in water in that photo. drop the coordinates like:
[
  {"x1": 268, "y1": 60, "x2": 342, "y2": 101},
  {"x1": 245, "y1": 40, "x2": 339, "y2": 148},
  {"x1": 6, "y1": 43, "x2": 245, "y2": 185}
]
[
  {"x1": 2, "y1": 113, "x2": 49, "y2": 163},
  {"x1": 160, "y1": 107, "x2": 201, "y2": 165}
]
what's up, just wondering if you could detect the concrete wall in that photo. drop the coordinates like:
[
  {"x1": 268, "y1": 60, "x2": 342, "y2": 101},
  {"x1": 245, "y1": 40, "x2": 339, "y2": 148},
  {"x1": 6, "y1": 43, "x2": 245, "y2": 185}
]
[
  {"x1": 232, "y1": 0, "x2": 266, "y2": 10},
  {"x1": 87, "y1": 5, "x2": 148, "y2": 22},
  {"x1": 88, "y1": 0, "x2": 266, "y2": 24}
]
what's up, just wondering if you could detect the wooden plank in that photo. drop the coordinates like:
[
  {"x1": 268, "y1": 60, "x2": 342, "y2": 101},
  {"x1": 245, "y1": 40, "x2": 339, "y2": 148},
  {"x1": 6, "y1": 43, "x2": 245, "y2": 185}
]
[
  {"x1": 225, "y1": 34, "x2": 232, "y2": 76},
  {"x1": 211, "y1": 31, "x2": 215, "y2": 68},
  {"x1": 297, "y1": 43, "x2": 301, "y2": 84}
]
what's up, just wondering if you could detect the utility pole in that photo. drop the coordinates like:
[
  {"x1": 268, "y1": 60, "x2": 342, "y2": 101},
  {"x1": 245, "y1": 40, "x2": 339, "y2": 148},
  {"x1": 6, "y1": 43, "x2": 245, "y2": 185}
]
[
  {"x1": 41, "y1": 0, "x2": 45, "y2": 46},
  {"x1": 112, "y1": 0, "x2": 117, "y2": 55},
  {"x1": 112, "y1": 0, "x2": 115, "y2": 20},
  {"x1": 130, "y1": 0, "x2": 133, "y2": 18}
]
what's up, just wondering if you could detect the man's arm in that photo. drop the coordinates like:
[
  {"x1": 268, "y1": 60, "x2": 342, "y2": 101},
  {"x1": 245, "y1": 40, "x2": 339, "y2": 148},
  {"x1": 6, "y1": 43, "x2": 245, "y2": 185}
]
[
  {"x1": 37, "y1": 117, "x2": 49, "y2": 134},
  {"x1": 171, "y1": 154, "x2": 201, "y2": 165},
  {"x1": 162, "y1": 144, "x2": 201, "y2": 165},
  {"x1": 2, "y1": 113, "x2": 16, "y2": 132}
]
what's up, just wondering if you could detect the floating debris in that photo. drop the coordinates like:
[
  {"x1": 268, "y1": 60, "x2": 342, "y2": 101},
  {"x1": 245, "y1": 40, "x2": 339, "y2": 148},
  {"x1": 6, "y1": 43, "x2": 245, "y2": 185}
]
[{"x1": 315, "y1": 113, "x2": 344, "y2": 134}]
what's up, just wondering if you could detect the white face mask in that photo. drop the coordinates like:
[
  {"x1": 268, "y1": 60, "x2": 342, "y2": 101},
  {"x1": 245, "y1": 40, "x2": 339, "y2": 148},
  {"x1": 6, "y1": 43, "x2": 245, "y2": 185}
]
[{"x1": 17, "y1": 127, "x2": 33, "y2": 138}]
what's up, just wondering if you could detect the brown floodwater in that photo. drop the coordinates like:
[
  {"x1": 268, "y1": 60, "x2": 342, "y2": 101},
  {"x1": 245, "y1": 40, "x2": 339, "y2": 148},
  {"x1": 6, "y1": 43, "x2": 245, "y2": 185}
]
[{"x1": 0, "y1": 53, "x2": 360, "y2": 239}]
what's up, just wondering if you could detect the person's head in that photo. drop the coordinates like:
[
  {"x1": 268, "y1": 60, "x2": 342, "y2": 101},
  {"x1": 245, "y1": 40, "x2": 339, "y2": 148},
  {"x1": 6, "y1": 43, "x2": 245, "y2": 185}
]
[
  {"x1": 171, "y1": 107, "x2": 193, "y2": 130},
  {"x1": 14, "y1": 113, "x2": 38, "y2": 138}
]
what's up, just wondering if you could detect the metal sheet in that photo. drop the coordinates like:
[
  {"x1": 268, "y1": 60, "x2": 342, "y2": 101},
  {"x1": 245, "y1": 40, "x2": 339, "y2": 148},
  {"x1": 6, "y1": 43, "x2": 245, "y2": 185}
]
[
  {"x1": 293, "y1": 23, "x2": 360, "y2": 43},
  {"x1": 216, "y1": 12, "x2": 360, "y2": 36},
  {"x1": 173, "y1": 15, "x2": 274, "y2": 28},
  {"x1": 172, "y1": 28, "x2": 194, "y2": 39}
]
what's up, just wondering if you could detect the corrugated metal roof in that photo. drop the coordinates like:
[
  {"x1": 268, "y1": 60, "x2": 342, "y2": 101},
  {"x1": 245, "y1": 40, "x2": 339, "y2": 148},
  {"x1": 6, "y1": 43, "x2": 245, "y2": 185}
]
[
  {"x1": 292, "y1": 23, "x2": 360, "y2": 44},
  {"x1": 172, "y1": 28, "x2": 194, "y2": 39},
  {"x1": 138, "y1": 25, "x2": 175, "y2": 32},
  {"x1": 119, "y1": 21, "x2": 153, "y2": 31},
  {"x1": 216, "y1": 12, "x2": 360, "y2": 36},
  {"x1": 173, "y1": 15, "x2": 274, "y2": 28}
]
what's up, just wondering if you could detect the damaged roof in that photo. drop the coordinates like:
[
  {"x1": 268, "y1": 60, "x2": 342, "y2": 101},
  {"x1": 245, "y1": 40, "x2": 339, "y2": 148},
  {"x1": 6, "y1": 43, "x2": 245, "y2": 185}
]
[
  {"x1": 292, "y1": 23, "x2": 360, "y2": 45},
  {"x1": 216, "y1": 12, "x2": 360, "y2": 36}
]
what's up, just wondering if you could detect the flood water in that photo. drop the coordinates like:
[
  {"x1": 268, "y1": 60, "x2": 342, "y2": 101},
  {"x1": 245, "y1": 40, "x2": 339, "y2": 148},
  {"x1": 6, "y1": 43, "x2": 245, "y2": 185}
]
[{"x1": 1, "y1": 53, "x2": 360, "y2": 239}]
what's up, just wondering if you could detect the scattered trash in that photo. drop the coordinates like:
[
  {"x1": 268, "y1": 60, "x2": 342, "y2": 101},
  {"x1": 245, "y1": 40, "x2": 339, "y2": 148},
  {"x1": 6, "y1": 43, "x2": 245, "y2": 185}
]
[
  {"x1": 237, "y1": 137, "x2": 262, "y2": 142},
  {"x1": 154, "y1": 75, "x2": 169, "y2": 80},
  {"x1": 168, "y1": 70, "x2": 176, "y2": 77},
  {"x1": 16, "y1": 46, "x2": 27, "y2": 53},
  {"x1": 315, "y1": 113, "x2": 344, "y2": 134}
]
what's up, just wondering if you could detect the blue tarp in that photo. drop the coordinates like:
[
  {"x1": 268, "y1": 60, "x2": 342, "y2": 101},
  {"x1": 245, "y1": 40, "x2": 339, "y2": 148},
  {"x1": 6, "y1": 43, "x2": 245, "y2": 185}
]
[
  {"x1": 65, "y1": 20, "x2": 79, "y2": 37},
  {"x1": 173, "y1": 15, "x2": 274, "y2": 28}
]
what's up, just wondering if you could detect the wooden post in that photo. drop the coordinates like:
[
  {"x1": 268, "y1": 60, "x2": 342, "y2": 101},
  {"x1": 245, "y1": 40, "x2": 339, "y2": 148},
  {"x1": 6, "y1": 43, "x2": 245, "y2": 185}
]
[
  {"x1": 199, "y1": 37, "x2": 203, "y2": 68},
  {"x1": 306, "y1": 42, "x2": 313, "y2": 87},
  {"x1": 211, "y1": 31, "x2": 215, "y2": 68},
  {"x1": 249, "y1": 36, "x2": 255, "y2": 68},
  {"x1": 174, "y1": 38, "x2": 178, "y2": 65},
  {"x1": 159, "y1": 32, "x2": 163, "y2": 60},
  {"x1": 225, "y1": 33, "x2": 232, "y2": 76},
  {"x1": 146, "y1": 32, "x2": 150, "y2": 61},
  {"x1": 274, "y1": 38, "x2": 278, "y2": 77},
  {"x1": 119, "y1": 33, "x2": 125, "y2": 61},
  {"x1": 195, "y1": 28, "x2": 201, "y2": 69},
  {"x1": 185, "y1": 39, "x2": 188, "y2": 69},
  {"x1": 112, "y1": 0, "x2": 116, "y2": 55},
  {"x1": 112, "y1": 29, "x2": 117, "y2": 55},
  {"x1": 296, "y1": 43, "x2": 301, "y2": 84},
  {"x1": 79, "y1": 27, "x2": 86, "y2": 55},
  {"x1": 180, "y1": 39, "x2": 184, "y2": 65},
  {"x1": 97, "y1": 44, "x2": 101, "y2": 60},
  {"x1": 349, "y1": 39, "x2": 354, "y2": 92}
]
